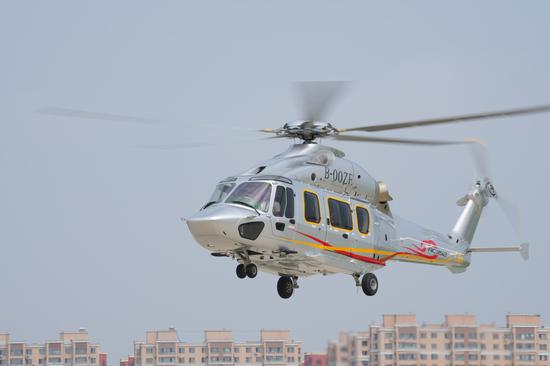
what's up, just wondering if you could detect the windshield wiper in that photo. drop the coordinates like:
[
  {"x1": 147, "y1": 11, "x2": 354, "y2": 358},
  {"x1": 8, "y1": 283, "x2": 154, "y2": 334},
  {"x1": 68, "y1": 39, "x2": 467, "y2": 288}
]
[
  {"x1": 202, "y1": 201, "x2": 216, "y2": 210},
  {"x1": 230, "y1": 201, "x2": 261, "y2": 215}
]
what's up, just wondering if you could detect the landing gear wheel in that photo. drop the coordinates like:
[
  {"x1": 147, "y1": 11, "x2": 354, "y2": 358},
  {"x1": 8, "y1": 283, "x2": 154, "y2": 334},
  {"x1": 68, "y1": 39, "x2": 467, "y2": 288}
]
[
  {"x1": 245, "y1": 263, "x2": 258, "y2": 278},
  {"x1": 277, "y1": 276, "x2": 294, "y2": 299},
  {"x1": 361, "y1": 273, "x2": 378, "y2": 296},
  {"x1": 236, "y1": 264, "x2": 246, "y2": 279}
]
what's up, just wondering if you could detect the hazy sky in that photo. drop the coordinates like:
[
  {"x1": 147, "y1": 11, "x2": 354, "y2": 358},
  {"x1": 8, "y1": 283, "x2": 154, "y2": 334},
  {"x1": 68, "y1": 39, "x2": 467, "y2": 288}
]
[{"x1": 2, "y1": 1, "x2": 550, "y2": 364}]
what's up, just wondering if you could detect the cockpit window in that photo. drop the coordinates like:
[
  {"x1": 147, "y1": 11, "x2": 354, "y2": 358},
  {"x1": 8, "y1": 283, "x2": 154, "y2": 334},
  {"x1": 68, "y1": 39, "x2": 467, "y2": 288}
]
[
  {"x1": 205, "y1": 182, "x2": 236, "y2": 208},
  {"x1": 226, "y1": 182, "x2": 272, "y2": 212}
]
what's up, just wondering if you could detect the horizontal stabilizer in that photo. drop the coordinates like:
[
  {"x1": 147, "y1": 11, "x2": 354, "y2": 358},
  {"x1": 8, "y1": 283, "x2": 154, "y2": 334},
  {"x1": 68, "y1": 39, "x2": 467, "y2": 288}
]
[{"x1": 467, "y1": 243, "x2": 529, "y2": 261}]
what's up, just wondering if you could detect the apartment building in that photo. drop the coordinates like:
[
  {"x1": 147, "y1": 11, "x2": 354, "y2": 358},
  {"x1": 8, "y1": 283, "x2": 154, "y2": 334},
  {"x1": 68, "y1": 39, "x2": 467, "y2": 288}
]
[
  {"x1": 129, "y1": 329, "x2": 301, "y2": 366},
  {"x1": 328, "y1": 314, "x2": 550, "y2": 366},
  {"x1": 0, "y1": 330, "x2": 106, "y2": 366},
  {"x1": 304, "y1": 352, "x2": 328, "y2": 366}
]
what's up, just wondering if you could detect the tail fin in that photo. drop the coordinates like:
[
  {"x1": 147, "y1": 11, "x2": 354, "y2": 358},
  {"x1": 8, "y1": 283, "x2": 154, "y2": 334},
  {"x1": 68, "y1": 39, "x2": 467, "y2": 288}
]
[{"x1": 449, "y1": 180, "x2": 494, "y2": 250}]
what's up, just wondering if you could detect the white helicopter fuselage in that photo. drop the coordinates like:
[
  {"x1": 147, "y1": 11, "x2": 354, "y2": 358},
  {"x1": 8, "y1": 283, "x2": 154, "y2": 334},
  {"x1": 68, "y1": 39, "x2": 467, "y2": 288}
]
[{"x1": 187, "y1": 144, "x2": 473, "y2": 284}]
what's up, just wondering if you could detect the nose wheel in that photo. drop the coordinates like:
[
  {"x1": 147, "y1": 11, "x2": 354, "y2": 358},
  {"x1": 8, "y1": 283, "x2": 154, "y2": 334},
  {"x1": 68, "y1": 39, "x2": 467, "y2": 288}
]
[
  {"x1": 236, "y1": 263, "x2": 258, "y2": 279},
  {"x1": 361, "y1": 273, "x2": 378, "y2": 296}
]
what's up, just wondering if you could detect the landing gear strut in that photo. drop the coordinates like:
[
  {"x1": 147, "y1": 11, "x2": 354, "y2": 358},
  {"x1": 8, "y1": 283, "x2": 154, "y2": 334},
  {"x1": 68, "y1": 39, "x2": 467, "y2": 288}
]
[
  {"x1": 277, "y1": 276, "x2": 295, "y2": 299},
  {"x1": 361, "y1": 273, "x2": 378, "y2": 296},
  {"x1": 236, "y1": 263, "x2": 258, "y2": 279}
]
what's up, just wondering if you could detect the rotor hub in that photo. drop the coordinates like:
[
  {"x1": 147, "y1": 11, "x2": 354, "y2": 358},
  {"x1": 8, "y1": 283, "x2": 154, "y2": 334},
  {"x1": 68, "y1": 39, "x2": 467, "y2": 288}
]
[{"x1": 275, "y1": 121, "x2": 339, "y2": 142}]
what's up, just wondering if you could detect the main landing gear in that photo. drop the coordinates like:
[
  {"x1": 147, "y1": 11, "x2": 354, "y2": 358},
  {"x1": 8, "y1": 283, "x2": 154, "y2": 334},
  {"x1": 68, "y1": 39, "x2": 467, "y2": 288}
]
[
  {"x1": 236, "y1": 263, "x2": 257, "y2": 279},
  {"x1": 361, "y1": 273, "x2": 378, "y2": 296},
  {"x1": 277, "y1": 276, "x2": 298, "y2": 299}
]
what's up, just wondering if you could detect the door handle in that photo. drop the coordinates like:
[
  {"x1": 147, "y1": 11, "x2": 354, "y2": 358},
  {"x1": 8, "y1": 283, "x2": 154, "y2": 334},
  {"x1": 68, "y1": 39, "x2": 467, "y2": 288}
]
[{"x1": 342, "y1": 233, "x2": 348, "y2": 239}]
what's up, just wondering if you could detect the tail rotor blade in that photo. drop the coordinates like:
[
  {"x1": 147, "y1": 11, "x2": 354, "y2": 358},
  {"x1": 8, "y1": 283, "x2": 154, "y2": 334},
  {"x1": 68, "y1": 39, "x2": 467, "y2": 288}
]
[{"x1": 495, "y1": 194, "x2": 522, "y2": 238}]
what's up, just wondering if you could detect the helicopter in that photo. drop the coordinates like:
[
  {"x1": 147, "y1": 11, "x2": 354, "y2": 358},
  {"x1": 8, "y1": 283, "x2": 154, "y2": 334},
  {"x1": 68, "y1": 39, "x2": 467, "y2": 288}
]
[{"x1": 38, "y1": 82, "x2": 549, "y2": 299}]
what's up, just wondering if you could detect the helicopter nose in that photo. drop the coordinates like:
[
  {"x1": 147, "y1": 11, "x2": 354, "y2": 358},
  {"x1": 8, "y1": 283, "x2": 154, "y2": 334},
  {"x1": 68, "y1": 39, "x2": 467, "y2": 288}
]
[{"x1": 186, "y1": 204, "x2": 265, "y2": 251}]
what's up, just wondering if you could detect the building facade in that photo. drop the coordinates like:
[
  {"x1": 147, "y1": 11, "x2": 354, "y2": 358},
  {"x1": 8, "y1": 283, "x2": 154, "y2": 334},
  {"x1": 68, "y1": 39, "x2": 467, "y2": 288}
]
[
  {"x1": 304, "y1": 353, "x2": 328, "y2": 366},
  {"x1": 328, "y1": 314, "x2": 550, "y2": 366},
  {"x1": 129, "y1": 329, "x2": 301, "y2": 366},
  {"x1": 0, "y1": 330, "x2": 106, "y2": 366}
]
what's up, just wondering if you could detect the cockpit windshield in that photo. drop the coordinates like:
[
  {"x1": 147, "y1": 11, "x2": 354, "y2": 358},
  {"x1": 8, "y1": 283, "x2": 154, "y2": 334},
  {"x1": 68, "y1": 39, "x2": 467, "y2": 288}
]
[
  {"x1": 225, "y1": 182, "x2": 272, "y2": 213},
  {"x1": 204, "y1": 182, "x2": 236, "y2": 208}
]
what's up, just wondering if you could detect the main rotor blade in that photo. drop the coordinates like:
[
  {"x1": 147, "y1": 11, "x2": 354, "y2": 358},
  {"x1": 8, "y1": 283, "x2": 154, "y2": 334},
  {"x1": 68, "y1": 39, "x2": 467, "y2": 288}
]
[
  {"x1": 36, "y1": 107, "x2": 166, "y2": 125},
  {"x1": 132, "y1": 136, "x2": 283, "y2": 150},
  {"x1": 341, "y1": 103, "x2": 550, "y2": 133},
  {"x1": 36, "y1": 106, "x2": 258, "y2": 132},
  {"x1": 467, "y1": 139, "x2": 491, "y2": 180},
  {"x1": 330, "y1": 134, "x2": 470, "y2": 146},
  {"x1": 296, "y1": 81, "x2": 349, "y2": 122}
]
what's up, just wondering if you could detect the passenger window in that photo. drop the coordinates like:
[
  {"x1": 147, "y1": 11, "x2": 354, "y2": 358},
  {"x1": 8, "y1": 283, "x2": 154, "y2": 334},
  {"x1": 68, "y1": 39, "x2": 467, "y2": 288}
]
[
  {"x1": 328, "y1": 198, "x2": 352, "y2": 230},
  {"x1": 273, "y1": 186, "x2": 287, "y2": 217},
  {"x1": 285, "y1": 188, "x2": 295, "y2": 218},
  {"x1": 356, "y1": 206, "x2": 370, "y2": 234},
  {"x1": 304, "y1": 191, "x2": 320, "y2": 224}
]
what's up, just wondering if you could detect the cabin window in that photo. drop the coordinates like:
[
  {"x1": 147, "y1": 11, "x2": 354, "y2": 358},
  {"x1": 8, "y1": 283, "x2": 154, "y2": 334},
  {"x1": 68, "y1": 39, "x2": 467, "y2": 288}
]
[
  {"x1": 273, "y1": 186, "x2": 295, "y2": 218},
  {"x1": 304, "y1": 191, "x2": 320, "y2": 224},
  {"x1": 285, "y1": 188, "x2": 294, "y2": 218},
  {"x1": 356, "y1": 206, "x2": 370, "y2": 234},
  {"x1": 328, "y1": 198, "x2": 352, "y2": 230},
  {"x1": 225, "y1": 182, "x2": 272, "y2": 212}
]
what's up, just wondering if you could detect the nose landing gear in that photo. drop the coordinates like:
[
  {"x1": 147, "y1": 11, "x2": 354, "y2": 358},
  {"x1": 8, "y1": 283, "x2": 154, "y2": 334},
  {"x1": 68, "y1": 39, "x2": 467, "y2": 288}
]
[{"x1": 236, "y1": 263, "x2": 258, "y2": 279}]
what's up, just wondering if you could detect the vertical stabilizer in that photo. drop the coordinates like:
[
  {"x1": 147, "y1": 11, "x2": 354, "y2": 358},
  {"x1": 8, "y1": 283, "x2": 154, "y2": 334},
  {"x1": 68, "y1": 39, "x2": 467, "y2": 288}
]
[{"x1": 449, "y1": 181, "x2": 494, "y2": 250}]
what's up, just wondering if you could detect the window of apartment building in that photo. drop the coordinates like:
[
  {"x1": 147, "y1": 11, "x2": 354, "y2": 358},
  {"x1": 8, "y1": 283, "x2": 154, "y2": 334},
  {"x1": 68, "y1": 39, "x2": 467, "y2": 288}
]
[
  {"x1": 399, "y1": 333, "x2": 417, "y2": 340},
  {"x1": 210, "y1": 356, "x2": 219, "y2": 362},
  {"x1": 90, "y1": 348, "x2": 96, "y2": 354},
  {"x1": 74, "y1": 358, "x2": 87, "y2": 364},
  {"x1": 431, "y1": 343, "x2": 437, "y2": 348},
  {"x1": 188, "y1": 347, "x2": 194, "y2": 353},
  {"x1": 467, "y1": 342, "x2": 477, "y2": 348},
  {"x1": 493, "y1": 344, "x2": 499, "y2": 350},
  {"x1": 493, "y1": 334, "x2": 499, "y2": 340},
  {"x1": 145, "y1": 348, "x2": 153, "y2": 354},
  {"x1": 210, "y1": 348, "x2": 219, "y2": 353},
  {"x1": 10, "y1": 350, "x2": 23, "y2": 356},
  {"x1": 267, "y1": 347, "x2": 282, "y2": 353},
  {"x1": 455, "y1": 354, "x2": 464, "y2": 361},
  {"x1": 541, "y1": 344, "x2": 548, "y2": 350},
  {"x1": 255, "y1": 347, "x2": 261, "y2": 353},
  {"x1": 431, "y1": 332, "x2": 437, "y2": 339},
  {"x1": 385, "y1": 332, "x2": 393, "y2": 339},
  {"x1": 145, "y1": 359, "x2": 153, "y2": 364},
  {"x1": 504, "y1": 334, "x2": 512, "y2": 340},
  {"x1": 361, "y1": 340, "x2": 368, "y2": 347},
  {"x1": 384, "y1": 355, "x2": 393, "y2": 360},
  {"x1": 159, "y1": 347, "x2": 175, "y2": 354},
  {"x1": 39, "y1": 349, "x2": 45, "y2": 355},
  {"x1": 233, "y1": 357, "x2": 239, "y2": 363},
  {"x1": 200, "y1": 358, "x2": 205, "y2": 363},
  {"x1": 24, "y1": 360, "x2": 32, "y2": 365},
  {"x1": 10, "y1": 360, "x2": 24, "y2": 365},
  {"x1": 287, "y1": 346, "x2": 294, "y2": 353},
  {"x1": 504, "y1": 355, "x2": 512, "y2": 360},
  {"x1": 255, "y1": 357, "x2": 262, "y2": 363},
  {"x1": 245, "y1": 357, "x2": 252, "y2": 363},
  {"x1": 221, "y1": 357, "x2": 231, "y2": 362},
  {"x1": 420, "y1": 354, "x2": 428, "y2": 360},
  {"x1": 517, "y1": 333, "x2": 535, "y2": 340},
  {"x1": 455, "y1": 342, "x2": 464, "y2": 349},
  {"x1": 420, "y1": 344, "x2": 426, "y2": 349},
  {"x1": 431, "y1": 355, "x2": 438, "y2": 360},
  {"x1": 177, "y1": 358, "x2": 183, "y2": 363},
  {"x1": 287, "y1": 357, "x2": 295, "y2": 362},
  {"x1": 188, "y1": 358, "x2": 194, "y2": 363},
  {"x1": 201, "y1": 348, "x2": 206, "y2": 353},
  {"x1": 90, "y1": 358, "x2": 96, "y2": 364},
  {"x1": 222, "y1": 348, "x2": 230, "y2": 353},
  {"x1": 177, "y1": 347, "x2": 184, "y2": 354},
  {"x1": 517, "y1": 354, "x2": 536, "y2": 361},
  {"x1": 455, "y1": 333, "x2": 465, "y2": 339},
  {"x1": 420, "y1": 332, "x2": 427, "y2": 339},
  {"x1": 233, "y1": 347, "x2": 239, "y2": 353},
  {"x1": 540, "y1": 355, "x2": 549, "y2": 361},
  {"x1": 468, "y1": 333, "x2": 477, "y2": 339},
  {"x1": 384, "y1": 343, "x2": 392, "y2": 349},
  {"x1": 540, "y1": 334, "x2": 548, "y2": 340},
  {"x1": 468, "y1": 354, "x2": 478, "y2": 360},
  {"x1": 398, "y1": 353, "x2": 417, "y2": 360},
  {"x1": 64, "y1": 359, "x2": 69, "y2": 364},
  {"x1": 493, "y1": 355, "x2": 500, "y2": 360}
]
